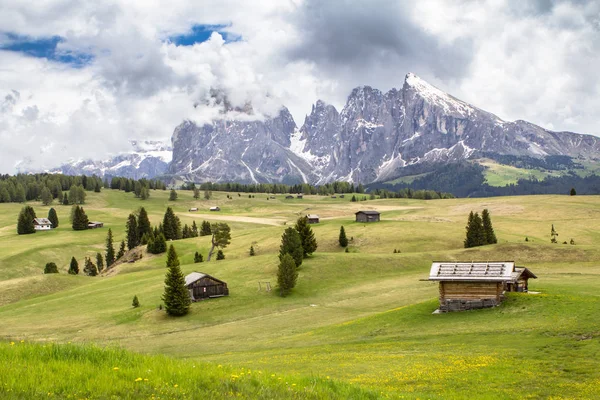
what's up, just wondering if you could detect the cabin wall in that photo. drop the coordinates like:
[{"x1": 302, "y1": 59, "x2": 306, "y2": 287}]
[
  {"x1": 187, "y1": 277, "x2": 229, "y2": 301},
  {"x1": 439, "y1": 281, "x2": 503, "y2": 312}
]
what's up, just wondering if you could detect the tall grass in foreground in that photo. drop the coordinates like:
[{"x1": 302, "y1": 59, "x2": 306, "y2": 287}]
[{"x1": 0, "y1": 341, "x2": 379, "y2": 399}]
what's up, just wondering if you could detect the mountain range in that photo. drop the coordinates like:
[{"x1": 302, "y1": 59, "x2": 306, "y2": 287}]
[{"x1": 55, "y1": 73, "x2": 600, "y2": 185}]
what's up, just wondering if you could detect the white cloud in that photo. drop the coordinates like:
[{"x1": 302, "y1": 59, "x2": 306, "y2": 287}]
[{"x1": 1, "y1": 0, "x2": 600, "y2": 173}]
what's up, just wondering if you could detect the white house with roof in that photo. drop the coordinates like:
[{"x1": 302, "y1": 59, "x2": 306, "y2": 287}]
[{"x1": 33, "y1": 218, "x2": 53, "y2": 231}]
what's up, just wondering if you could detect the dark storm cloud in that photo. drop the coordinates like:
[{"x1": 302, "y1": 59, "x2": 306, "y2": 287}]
[{"x1": 287, "y1": 0, "x2": 473, "y2": 82}]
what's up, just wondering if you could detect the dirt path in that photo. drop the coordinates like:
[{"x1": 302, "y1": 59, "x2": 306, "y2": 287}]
[{"x1": 180, "y1": 213, "x2": 286, "y2": 226}]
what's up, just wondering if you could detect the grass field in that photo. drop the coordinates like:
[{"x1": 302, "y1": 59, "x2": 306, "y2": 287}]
[{"x1": 1, "y1": 189, "x2": 600, "y2": 398}]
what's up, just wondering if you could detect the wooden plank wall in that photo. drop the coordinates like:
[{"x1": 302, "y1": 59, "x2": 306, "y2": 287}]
[{"x1": 440, "y1": 282, "x2": 500, "y2": 302}]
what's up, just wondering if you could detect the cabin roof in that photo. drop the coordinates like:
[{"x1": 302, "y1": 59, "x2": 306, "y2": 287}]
[
  {"x1": 306, "y1": 214, "x2": 319, "y2": 219},
  {"x1": 355, "y1": 210, "x2": 380, "y2": 215},
  {"x1": 429, "y1": 261, "x2": 516, "y2": 282},
  {"x1": 184, "y1": 272, "x2": 226, "y2": 287},
  {"x1": 512, "y1": 266, "x2": 538, "y2": 280},
  {"x1": 33, "y1": 218, "x2": 52, "y2": 225}
]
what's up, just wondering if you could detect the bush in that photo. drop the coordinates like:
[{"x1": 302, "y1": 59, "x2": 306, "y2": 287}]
[
  {"x1": 216, "y1": 250, "x2": 225, "y2": 260},
  {"x1": 44, "y1": 262, "x2": 58, "y2": 274},
  {"x1": 132, "y1": 295, "x2": 140, "y2": 308},
  {"x1": 194, "y1": 252, "x2": 204, "y2": 263}
]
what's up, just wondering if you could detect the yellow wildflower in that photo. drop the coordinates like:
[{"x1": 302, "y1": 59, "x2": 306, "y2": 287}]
[
  {"x1": 113, "y1": 367, "x2": 119, "y2": 371},
  {"x1": 174, "y1": 384, "x2": 178, "y2": 388},
  {"x1": 10, "y1": 342, "x2": 15, "y2": 346},
  {"x1": 135, "y1": 377, "x2": 143, "y2": 382}
]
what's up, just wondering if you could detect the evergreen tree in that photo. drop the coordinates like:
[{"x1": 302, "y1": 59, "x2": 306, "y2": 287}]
[
  {"x1": 294, "y1": 216, "x2": 318, "y2": 257},
  {"x1": 105, "y1": 229, "x2": 116, "y2": 267},
  {"x1": 194, "y1": 251, "x2": 204, "y2": 263},
  {"x1": 207, "y1": 223, "x2": 231, "y2": 261},
  {"x1": 44, "y1": 262, "x2": 58, "y2": 274},
  {"x1": 551, "y1": 224, "x2": 558, "y2": 243},
  {"x1": 249, "y1": 245, "x2": 255, "y2": 256},
  {"x1": 83, "y1": 257, "x2": 98, "y2": 276},
  {"x1": 204, "y1": 190, "x2": 212, "y2": 200},
  {"x1": 62, "y1": 192, "x2": 69, "y2": 205},
  {"x1": 96, "y1": 253, "x2": 104, "y2": 273},
  {"x1": 71, "y1": 205, "x2": 89, "y2": 231},
  {"x1": 117, "y1": 240, "x2": 126, "y2": 259},
  {"x1": 140, "y1": 186, "x2": 150, "y2": 200},
  {"x1": 279, "y1": 227, "x2": 303, "y2": 267},
  {"x1": 47, "y1": 208, "x2": 59, "y2": 228},
  {"x1": 570, "y1": 187, "x2": 576, "y2": 196},
  {"x1": 277, "y1": 253, "x2": 298, "y2": 297},
  {"x1": 216, "y1": 250, "x2": 225, "y2": 260},
  {"x1": 481, "y1": 209, "x2": 497, "y2": 244},
  {"x1": 17, "y1": 206, "x2": 36, "y2": 235},
  {"x1": 94, "y1": 182, "x2": 101, "y2": 193},
  {"x1": 14, "y1": 183, "x2": 26, "y2": 202},
  {"x1": 126, "y1": 213, "x2": 139, "y2": 250},
  {"x1": 169, "y1": 189, "x2": 178, "y2": 201},
  {"x1": 200, "y1": 220, "x2": 212, "y2": 236},
  {"x1": 68, "y1": 257, "x2": 79, "y2": 275},
  {"x1": 40, "y1": 186, "x2": 53, "y2": 205},
  {"x1": 162, "y1": 207, "x2": 180, "y2": 240},
  {"x1": 182, "y1": 224, "x2": 191, "y2": 239},
  {"x1": 132, "y1": 295, "x2": 140, "y2": 308},
  {"x1": 148, "y1": 233, "x2": 167, "y2": 254},
  {"x1": 191, "y1": 221, "x2": 199, "y2": 237},
  {"x1": 338, "y1": 226, "x2": 348, "y2": 248},
  {"x1": 140, "y1": 232, "x2": 149, "y2": 245},
  {"x1": 193, "y1": 187, "x2": 200, "y2": 199},
  {"x1": 162, "y1": 245, "x2": 191, "y2": 316},
  {"x1": 137, "y1": 207, "x2": 151, "y2": 239}
]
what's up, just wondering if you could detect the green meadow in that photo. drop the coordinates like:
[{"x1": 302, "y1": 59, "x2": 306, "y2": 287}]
[{"x1": 1, "y1": 189, "x2": 600, "y2": 399}]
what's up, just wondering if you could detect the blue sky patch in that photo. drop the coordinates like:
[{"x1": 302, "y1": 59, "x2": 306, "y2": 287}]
[
  {"x1": 169, "y1": 24, "x2": 239, "y2": 46},
  {"x1": 0, "y1": 33, "x2": 93, "y2": 67}
]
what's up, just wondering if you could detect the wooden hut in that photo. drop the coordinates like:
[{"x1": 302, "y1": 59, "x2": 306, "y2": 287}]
[
  {"x1": 33, "y1": 218, "x2": 53, "y2": 231},
  {"x1": 355, "y1": 210, "x2": 380, "y2": 223},
  {"x1": 428, "y1": 261, "x2": 537, "y2": 312},
  {"x1": 185, "y1": 272, "x2": 229, "y2": 301},
  {"x1": 188, "y1": 207, "x2": 198, "y2": 212},
  {"x1": 306, "y1": 214, "x2": 320, "y2": 224},
  {"x1": 209, "y1": 206, "x2": 220, "y2": 211},
  {"x1": 87, "y1": 221, "x2": 104, "y2": 229}
]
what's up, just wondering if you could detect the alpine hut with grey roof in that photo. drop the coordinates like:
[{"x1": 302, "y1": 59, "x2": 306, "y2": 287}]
[
  {"x1": 355, "y1": 210, "x2": 380, "y2": 223},
  {"x1": 428, "y1": 261, "x2": 537, "y2": 312},
  {"x1": 184, "y1": 272, "x2": 229, "y2": 301},
  {"x1": 33, "y1": 218, "x2": 53, "y2": 231}
]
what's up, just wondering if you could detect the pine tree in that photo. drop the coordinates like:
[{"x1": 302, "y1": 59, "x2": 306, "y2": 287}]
[
  {"x1": 105, "y1": 229, "x2": 116, "y2": 267},
  {"x1": 47, "y1": 208, "x2": 59, "y2": 228},
  {"x1": 551, "y1": 224, "x2": 558, "y2": 243},
  {"x1": 194, "y1": 252, "x2": 204, "y2": 263},
  {"x1": 191, "y1": 221, "x2": 199, "y2": 237},
  {"x1": 294, "y1": 216, "x2": 318, "y2": 257},
  {"x1": 207, "y1": 223, "x2": 231, "y2": 261},
  {"x1": 126, "y1": 213, "x2": 139, "y2": 250},
  {"x1": 169, "y1": 189, "x2": 178, "y2": 201},
  {"x1": 149, "y1": 233, "x2": 167, "y2": 254},
  {"x1": 277, "y1": 253, "x2": 298, "y2": 297},
  {"x1": 83, "y1": 257, "x2": 98, "y2": 276},
  {"x1": 62, "y1": 192, "x2": 69, "y2": 205},
  {"x1": 17, "y1": 206, "x2": 36, "y2": 235},
  {"x1": 200, "y1": 220, "x2": 212, "y2": 236},
  {"x1": 96, "y1": 253, "x2": 104, "y2": 273},
  {"x1": 279, "y1": 227, "x2": 303, "y2": 267},
  {"x1": 182, "y1": 224, "x2": 191, "y2": 239},
  {"x1": 162, "y1": 245, "x2": 191, "y2": 316},
  {"x1": 40, "y1": 186, "x2": 53, "y2": 205},
  {"x1": 132, "y1": 295, "x2": 140, "y2": 308},
  {"x1": 249, "y1": 245, "x2": 255, "y2": 256},
  {"x1": 464, "y1": 211, "x2": 485, "y2": 248},
  {"x1": 71, "y1": 205, "x2": 89, "y2": 231},
  {"x1": 137, "y1": 207, "x2": 151, "y2": 239},
  {"x1": 570, "y1": 187, "x2": 576, "y2": 196},
  {"x1": 94, "y1": 182, "x2": 101, "y2": 193},
  {"x1": 162, "y1": 207, "x2": 180, "y2": 240},
  {"x1": 481, "y1": 209, "x2": 497, "y2": 244},
  {"x1": 338, "y1": 226, "x2": 348, "y2": 247},
  {"x1": 117, "y1": 240, "x2": 126, "y2": 259},
  {"x1": 44, "y1": 262, "x2": 58, "y2": 274},
  {"x1": 68, "y1": 257, "x2": 79, "y2": 275},
  {"x1": 216, "y1": 250, "x2": 225, "y2": 260}
]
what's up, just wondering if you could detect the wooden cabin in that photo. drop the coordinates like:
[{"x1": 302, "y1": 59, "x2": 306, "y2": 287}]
[
  {"x1": 355, "y1": 210, "x2": 380, "y2": 223},
  {"x1": 428, "y1": 261, "x2": 537, "y2": 312},
  {"x1": 185, "y1": 272, "x2": 229, "y2": 301},
  {"x1": 87, "y1": 221, "x2": 104, "y2": 229},
  {"x1": 306, "y1": 214, "x2": 320, "y2": 224},
  {"x1": 285, "y1": 195, "x2": 294, "y2": 199},
  {"x1": 209, "y1": 206, "x2": 220, "y2": 211},
  {"x1": 33, "y1": 218, "x2": 53, "y2": 231},
  {"x1": 188, "y1": 207, "x2": 198, "y2": 212},
  {"x1": 269, "y1": 195, "x2": 276, "y2": 199}
]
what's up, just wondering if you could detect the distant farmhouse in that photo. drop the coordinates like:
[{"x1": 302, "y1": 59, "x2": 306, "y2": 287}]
[
  {"x1": 427, "y1": 261, "x2": 537, "y2": 312},
  {"x1": 355, "y1": 210, "x2": 380, "y2": 223},
  {"x1": 306, "y1": 214, "x2": 320, "y2": 224},
  {"x1": 33, "y1": 218, "x2": 53, "y2": 231},
  {"x1": 209, "y1": 206, "x2": 220, "y2": 212},
  {"x1": 88, "y1": 221, "x2": 104, "y2": 229},
  {"x1": 185, "y1": 272, "x2": 229, "y2": 301},
  {"x1": 189, "y1": 207, "x2": 198, "y2": 212}
]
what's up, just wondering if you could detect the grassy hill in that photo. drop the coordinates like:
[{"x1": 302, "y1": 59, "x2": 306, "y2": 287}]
[{"x1": 1, "y1": 189, "x2": 600, "y2": 398}]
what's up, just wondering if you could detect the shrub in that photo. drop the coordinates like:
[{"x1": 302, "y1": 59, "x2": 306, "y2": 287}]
[
  {"x1": 44, "y1": 262, "x2": 58, "y2": 274},
  {"x1": 216, "y1": 250, "x2": 225, "y2": 260},
  {"x1": 132, "y1": 295, "x2": 140, "y2": 308}
]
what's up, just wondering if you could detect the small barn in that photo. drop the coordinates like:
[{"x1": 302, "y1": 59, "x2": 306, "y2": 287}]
[
  {"x1": 188, "y1": 207, "x2": 198, "y2": 212},
  {"x1": 306, "y1": 214, "x2": 320, "y2": 224},
  {"x1": 428, "y1": 261, "x2": 537, "y2": 312},
  {"x1": 209, "y1": 206, "x2": 220, "y2": 211},
  {"x1": 33, "y1": 218, "x2": 53, "y2": 231},
  {"x1": 285, "y1": 195, "x2": 294, "y2": 199},
  {"x1": 185, "y1": 272, "x2": 229, "y2": 301},
  {"x1": 88, "y1": 221, "x2": 104, "y2": 229},
  {"x1": 355, "y1": 210, "x2": 380, "y2": 223},
  {"x1": 269, "y1": 195, "x2": 276, "y2": 199}
]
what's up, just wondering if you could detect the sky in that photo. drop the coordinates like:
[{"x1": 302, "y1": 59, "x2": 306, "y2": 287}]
[{"x1": 1, "y1": 0, "x2": 600, "y2": 173}]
